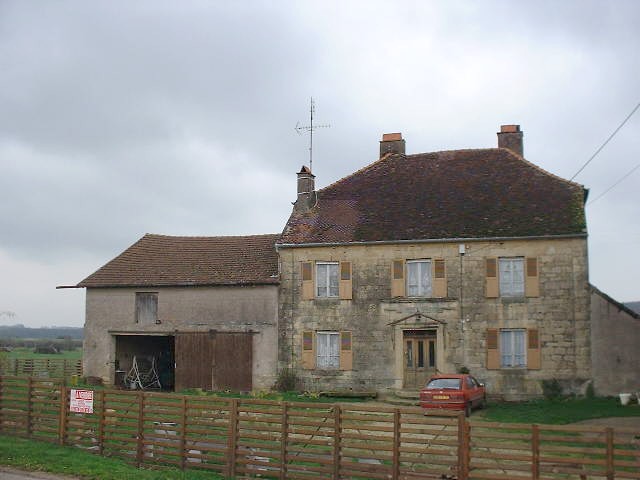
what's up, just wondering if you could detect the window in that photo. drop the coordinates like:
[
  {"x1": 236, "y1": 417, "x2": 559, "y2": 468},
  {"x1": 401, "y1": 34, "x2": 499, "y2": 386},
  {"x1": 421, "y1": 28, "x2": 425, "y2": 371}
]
[
  {"x1": 500, "y1": 329, "x2": 526, "y2": 367},
  {"x1": 406, "y1": 260, "x2": 432, "y2": 297},
  {"x1": 316, "y1": 332, "x2": 340, "y2": 369},
  {"x1": 316, "y1": 262, "x2": 339, "y2": 298},
  {"x1": 499, "y1": 258, "x2": 524, "y2": 297},
  {"x1": 136, "y1": 292, "x2": 158, "y2": 324}
]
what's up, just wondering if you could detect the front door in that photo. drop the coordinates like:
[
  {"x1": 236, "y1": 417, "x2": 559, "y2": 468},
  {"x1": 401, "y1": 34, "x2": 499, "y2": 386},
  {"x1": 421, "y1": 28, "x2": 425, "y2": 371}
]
[{"x1": 403, "y1": 330, "x2": 437, "y2": 389}]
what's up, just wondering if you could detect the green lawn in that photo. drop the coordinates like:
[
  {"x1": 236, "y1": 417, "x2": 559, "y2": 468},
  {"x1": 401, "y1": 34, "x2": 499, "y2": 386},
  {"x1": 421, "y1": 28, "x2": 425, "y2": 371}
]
[
  {"x1": 478, "y1": 397, "x2": 640, "y2": 424},
  {"x1": 0, "y1": 434, "x2": 222, "y2": 480},
  {"x1": 4, "y1": 347, "x2": 82, "y2": 360}
]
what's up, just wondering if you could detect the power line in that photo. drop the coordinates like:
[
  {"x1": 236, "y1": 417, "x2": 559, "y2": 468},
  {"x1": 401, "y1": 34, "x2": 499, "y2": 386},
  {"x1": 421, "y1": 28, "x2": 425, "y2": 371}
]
[
  {"x1": 587, "y1": 162, "x2": 640, "y2": 206},
  {"x1": 570, "y1": 102, "x2": 640, "y2": 181}
]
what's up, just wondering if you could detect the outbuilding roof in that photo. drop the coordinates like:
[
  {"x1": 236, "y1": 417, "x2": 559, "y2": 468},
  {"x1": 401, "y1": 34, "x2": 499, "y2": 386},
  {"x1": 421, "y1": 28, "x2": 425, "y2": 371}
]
[
  {"x1": 279, "y1": 148, "x2": 587, "y2": 245},
  {"x1": 77, "y1": 233, "x2": 280, "y2": 288}
]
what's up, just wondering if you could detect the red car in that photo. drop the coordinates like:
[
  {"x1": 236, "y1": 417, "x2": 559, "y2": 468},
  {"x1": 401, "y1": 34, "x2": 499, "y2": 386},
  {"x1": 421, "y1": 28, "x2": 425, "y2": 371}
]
[{"x1": 419, "y1": 374, "x2": 486, "y2": 417}]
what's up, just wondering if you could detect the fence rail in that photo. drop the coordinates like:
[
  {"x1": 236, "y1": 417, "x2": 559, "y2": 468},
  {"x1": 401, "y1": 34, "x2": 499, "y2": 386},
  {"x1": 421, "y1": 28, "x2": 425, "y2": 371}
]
[
  {"x1": 0, "y1": 376, "x2": 638, "y2": 479},
  {"x1": 0, "y1": 358, "x2": 82, "y2": 378}
]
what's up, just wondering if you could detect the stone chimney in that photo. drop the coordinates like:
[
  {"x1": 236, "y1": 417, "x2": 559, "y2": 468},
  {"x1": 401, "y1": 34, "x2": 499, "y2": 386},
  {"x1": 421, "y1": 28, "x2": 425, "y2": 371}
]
[
  {"x1": 497, "y1": 124, "x2": 523, "y2": 157},
  {"x1": 379, "y1": 132, "x2": 405, "y2": 157},
  {"x1": 295, "y1": 166, "x2": 316, "y2": 212}
]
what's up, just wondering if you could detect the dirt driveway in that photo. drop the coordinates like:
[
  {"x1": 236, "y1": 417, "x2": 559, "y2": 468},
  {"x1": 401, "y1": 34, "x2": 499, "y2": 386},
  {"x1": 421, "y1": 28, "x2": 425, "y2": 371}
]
[{"x1": 0, "y1": 467, "x2": 80, "y2": 480}]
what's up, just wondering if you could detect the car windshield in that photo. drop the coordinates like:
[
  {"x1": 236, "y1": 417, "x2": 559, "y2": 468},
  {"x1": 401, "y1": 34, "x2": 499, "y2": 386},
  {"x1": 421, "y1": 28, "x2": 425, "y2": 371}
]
[{"x1": 425, "y1": 378, "x2": 461, "y2": 390}]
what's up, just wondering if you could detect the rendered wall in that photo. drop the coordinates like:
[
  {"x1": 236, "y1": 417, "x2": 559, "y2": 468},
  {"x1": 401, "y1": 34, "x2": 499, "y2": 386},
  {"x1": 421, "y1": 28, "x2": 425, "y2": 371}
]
[
  {"x1": 83, "y1": 285, "x2": 279, "y2": 390},
  {"x1": 591, "y1": 289, "x2": 640, "y2": 396}
]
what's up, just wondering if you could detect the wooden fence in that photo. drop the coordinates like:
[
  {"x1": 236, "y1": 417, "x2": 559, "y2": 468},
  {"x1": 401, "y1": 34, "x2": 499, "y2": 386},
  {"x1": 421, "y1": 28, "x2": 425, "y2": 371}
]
[
  {"x1": 0, "y1": 376, "x2": 638, "y2": 479},
  {"x1": 0, "y1": 358, "x2": 82, "y2": 378}
]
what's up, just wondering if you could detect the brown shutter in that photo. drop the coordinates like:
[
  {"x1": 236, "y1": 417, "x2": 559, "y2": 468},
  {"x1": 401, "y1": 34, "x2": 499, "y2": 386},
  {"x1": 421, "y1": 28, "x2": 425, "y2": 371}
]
[
  {"x1": 301, "y1": 262, "x2": 314, "y2": 300},
  {"x1": 432, "y1": 259, "x2": 447, "y2": 298},
  {"x1": 527, "y1": 328, "x2": 541, "y2": 369},
  {"x1": 525, "y1": 257, "x2": 540, "y2": 297},
  {"x1": 339, "y1": 261, "x2": 353, "y2": 300},
  {"x1": 486, "y1": 328, "x2": 499, "y2": 369},
  {"x1": 339, "y1": 331, "x2": 353, "y2": 370},
  {"x1": 391, "y1": 260, "x2": 405, "y2": 297},
  {"x1": 485, "y1": 258, "x2": 499, "y2": 298},
  {"x1": 301, "y1": 331, "x2": 315, "y2": 369}
]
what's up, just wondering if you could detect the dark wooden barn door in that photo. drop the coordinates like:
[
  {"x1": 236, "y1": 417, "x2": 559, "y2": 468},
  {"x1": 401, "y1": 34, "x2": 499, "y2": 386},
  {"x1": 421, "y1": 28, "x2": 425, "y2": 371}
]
[
  {"x1": 174, "y1": 331, "x2": 253, "y2": 392},
  {"x1": 213, "y1": 333, "x2": 253, "y2": 392},
  {"x1": 174, "y1": 332, "x2": 215, "y2": 391}
]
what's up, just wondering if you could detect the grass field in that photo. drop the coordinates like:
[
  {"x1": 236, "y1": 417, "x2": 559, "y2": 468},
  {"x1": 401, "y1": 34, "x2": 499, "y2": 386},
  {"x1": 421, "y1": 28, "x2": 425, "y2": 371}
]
[
  {"x1": 0, "y1": 434, "x2": 223, "y2": 480},
  {"x1": 3, "y1": 347, "x2": 82, "y2": 360},
  {"x1": 478, "y1": 396, "x2": 640, "y2": 424}
]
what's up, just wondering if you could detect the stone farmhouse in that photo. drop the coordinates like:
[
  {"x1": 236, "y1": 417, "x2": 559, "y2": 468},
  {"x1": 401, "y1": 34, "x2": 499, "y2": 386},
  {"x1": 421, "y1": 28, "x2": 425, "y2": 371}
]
[
  {"x1": 277, "y1": 127, "x2": 590, "y2": 399},
  {"x1": 74, "y1": 124, "x2": 637, "y2": 399}
]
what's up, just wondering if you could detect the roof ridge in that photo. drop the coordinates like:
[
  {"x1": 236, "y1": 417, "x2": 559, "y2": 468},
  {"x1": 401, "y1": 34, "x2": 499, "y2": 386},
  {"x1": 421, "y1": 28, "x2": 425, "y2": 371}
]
[{"x1": 144, "y1": 232, "x2": 280, "y2": 240}]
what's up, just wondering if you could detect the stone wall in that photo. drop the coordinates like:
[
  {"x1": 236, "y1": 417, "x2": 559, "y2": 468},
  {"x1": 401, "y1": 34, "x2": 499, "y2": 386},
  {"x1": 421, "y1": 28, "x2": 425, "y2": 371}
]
[
  {"x1": 278, "y1": 237, "x2": 590, "y2": 399},
  {"x1": 591, "y1": 287, "x2": 640, "y2": 396},
  {"x1": 83, "y1": 285, "x2": 279, "y2": 389}
]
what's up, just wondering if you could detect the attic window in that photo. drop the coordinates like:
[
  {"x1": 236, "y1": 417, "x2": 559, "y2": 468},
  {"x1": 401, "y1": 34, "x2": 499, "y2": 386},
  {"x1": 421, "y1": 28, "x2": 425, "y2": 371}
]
[{"x1": 136, "y1": 292, "x2": 158, "y2": 324}]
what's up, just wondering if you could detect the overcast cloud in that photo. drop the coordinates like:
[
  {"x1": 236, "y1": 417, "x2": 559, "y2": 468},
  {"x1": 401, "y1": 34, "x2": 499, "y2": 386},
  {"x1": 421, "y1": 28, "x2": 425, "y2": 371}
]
[{"x1": 0, "y1": 0, "x2": 638, "y2": 327}]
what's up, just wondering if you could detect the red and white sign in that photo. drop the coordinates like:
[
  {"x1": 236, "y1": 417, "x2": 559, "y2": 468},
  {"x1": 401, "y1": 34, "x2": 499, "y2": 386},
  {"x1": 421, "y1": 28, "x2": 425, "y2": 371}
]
[{"x1": 70, "y1": 389, "x2": 94, "y2": 414}]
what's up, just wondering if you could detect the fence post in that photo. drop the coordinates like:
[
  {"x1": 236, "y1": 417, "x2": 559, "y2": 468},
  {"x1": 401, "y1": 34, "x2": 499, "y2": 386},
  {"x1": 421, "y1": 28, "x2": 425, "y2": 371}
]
[
  {"x1": 531, "y1": 424, "x2": 540, "y2": 480},
  {"x1": 227, "y1": 398, "x2": 238, "y2": 479},
  {"x1": 26, "y1": 377, "x2": 33, "y2": 437},
  {"x1": 457, "y1": 413, "x2": 469, "y2": 480},
  {"x1": 279, "y1": 402, "x2": 288, "y2": 480},
  {"x1": 179, "y1": 396, "x2": 187, "y2": 470},
  {"x1": 58, "y1": 385, "x2": 67, "y2": 445},
  {"x1": 135, "y1": 391, "x2": 144, "y2": 467},
  {"x1": 97, "y1": 390, "x2": 105, "y2": 455},
  {"x1": 392, "y1": 408, "x2": 400, "y2": 480},
  {"x1": 0, "y1": 376, "x2": 3, "y2": 432},
  {"x1": 605, "y1": 427, "x2": 614, "y2": 480},
  {"x1": 333, "y1": 404, "x2": 341, "y2": 480}
]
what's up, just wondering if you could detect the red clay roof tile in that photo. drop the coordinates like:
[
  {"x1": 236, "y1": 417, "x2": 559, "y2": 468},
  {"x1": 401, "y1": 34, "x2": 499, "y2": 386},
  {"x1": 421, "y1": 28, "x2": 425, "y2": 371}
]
[
  {"x1": 78, "y1": 233, "x2": 279, "y2": 288},
  {"x1": 278, "y1": 148, "x2": 586, "y2": 245}
]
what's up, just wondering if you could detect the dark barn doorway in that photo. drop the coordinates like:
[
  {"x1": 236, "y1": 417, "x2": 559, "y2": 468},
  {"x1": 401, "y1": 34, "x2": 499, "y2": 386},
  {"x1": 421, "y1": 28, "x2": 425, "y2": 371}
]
[{"x1": 115, "y1": 335, "x2": 175, "y2": 391}]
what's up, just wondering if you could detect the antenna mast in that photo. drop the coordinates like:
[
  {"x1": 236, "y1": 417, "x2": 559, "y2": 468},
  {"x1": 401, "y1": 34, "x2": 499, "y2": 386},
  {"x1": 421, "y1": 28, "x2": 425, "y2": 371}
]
[{"x1": 295, "y1": 97, "x2": 330, "y2": 173}]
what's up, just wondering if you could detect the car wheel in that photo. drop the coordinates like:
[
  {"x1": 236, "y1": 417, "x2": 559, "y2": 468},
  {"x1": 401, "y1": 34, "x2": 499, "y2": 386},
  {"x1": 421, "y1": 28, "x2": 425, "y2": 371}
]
[
  {"x1": 465, "y1": 403, "x2": 471, "y2": 417},
  {"x1": 479, "y1": 395, "x2": 487, "y2": 409}
]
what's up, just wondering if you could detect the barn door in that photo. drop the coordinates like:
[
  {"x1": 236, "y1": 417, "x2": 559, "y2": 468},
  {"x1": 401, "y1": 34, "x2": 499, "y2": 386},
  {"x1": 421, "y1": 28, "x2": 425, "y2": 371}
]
[
  {"x1": 174, "y1": 332, "x2": 215, "y2": 391},
  {"x1": 213, "y1": 333, "x2": 253, "y2": 392}
]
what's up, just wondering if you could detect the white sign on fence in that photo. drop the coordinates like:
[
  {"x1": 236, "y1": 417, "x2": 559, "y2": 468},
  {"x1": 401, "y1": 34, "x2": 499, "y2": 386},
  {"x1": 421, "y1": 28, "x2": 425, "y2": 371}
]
[{"x1": 70, "y1": 389, "x2": 94, "y2": 414}]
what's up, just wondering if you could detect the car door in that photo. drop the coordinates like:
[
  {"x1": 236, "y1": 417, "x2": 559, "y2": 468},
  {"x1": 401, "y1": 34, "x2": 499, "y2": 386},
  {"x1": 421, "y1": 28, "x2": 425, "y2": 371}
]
[{"x1": 466, "y1": 376, "x2": 482, "y2": 407}]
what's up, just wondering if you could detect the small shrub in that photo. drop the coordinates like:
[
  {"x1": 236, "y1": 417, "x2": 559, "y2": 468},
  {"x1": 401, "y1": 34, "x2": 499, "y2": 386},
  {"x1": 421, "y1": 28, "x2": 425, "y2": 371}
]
[
  {"x1": 586, "y1": 382, "x2": 595, "y2": 399},
  {"x1": 458, "y1": 365, "x2": 470, "y2": 374},
  {"x1": 542, "y1": 378, "x2": 563, "y2": 400},
  {"x1": 273, "y1": 368, "x2": 299, "y2": 392}
]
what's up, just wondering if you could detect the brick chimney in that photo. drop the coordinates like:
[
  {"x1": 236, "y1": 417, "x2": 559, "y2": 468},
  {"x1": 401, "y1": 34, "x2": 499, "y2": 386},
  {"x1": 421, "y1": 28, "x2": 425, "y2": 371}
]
[
  {"x1": 380, "y1": 132, "x2": 405, "y2": 157},
  {"x1": 497, "y1": 124, "x2": 523, "y2": 157},
  {"x1": 294, "y1": 166, "x2": 316, "y2": 212}
]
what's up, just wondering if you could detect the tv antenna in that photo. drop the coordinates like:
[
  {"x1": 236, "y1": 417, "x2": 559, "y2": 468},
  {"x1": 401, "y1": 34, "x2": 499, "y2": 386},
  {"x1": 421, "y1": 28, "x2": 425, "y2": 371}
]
[{"x1": 295, "y1": 97, "x2": 330, "y2": 173}]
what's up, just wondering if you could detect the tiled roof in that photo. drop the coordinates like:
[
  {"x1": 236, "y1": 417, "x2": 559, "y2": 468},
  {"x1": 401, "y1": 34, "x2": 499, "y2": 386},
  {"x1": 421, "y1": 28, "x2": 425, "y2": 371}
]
[
  {"x1": 279, "y1": 148, "x2": 586, "y2": 245},
  {"x1": 78, "y1": 233, "x2": 280, "y2": 288}
]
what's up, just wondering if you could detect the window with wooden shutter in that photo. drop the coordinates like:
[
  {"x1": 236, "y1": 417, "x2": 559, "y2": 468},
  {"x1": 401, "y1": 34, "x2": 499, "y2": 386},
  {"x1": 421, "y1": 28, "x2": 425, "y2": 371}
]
[
  {"x1": 339, "y1": 331, "x2": 353, "y2": 370},
  {"x1": 301, "y1": 331, "x2": 315, "y2": 369},
  {"x1": 339, "y1": 261, "x2": 353, "y2": 300},
  {"x1": 301, "y1": 262, "x2": 314, "y2": 300},
  {"x1": 527, "y1": 328, "x2": 541, "y2": 369},
  {"x1": 485, "y1": 258, "x2": 499, "y2": 298},
  {"x1": 391, "y1": 260, "x2": 405, "y2": 297},
  {"x1": 525, "y1": 257, "x2": 540, "y2": 297},
  {"x1": 432, "y1": 258, "x2": 447, "y2": 298},
  {"x1": 486, "y1": 328, "x2": 499, "y2": 369}
]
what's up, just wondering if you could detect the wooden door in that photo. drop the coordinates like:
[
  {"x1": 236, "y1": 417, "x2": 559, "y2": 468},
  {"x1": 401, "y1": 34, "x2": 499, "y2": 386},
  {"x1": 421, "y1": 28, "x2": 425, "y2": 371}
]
[
  {"x1": 174, "y1": 332, "x2": 215, "y2": 391},
  {"x1": 213, "y1": 332, "x2": 253, "y2": 392},
  {"x1": 403, "y1": 331, "x2": 436, "y2": 389}
]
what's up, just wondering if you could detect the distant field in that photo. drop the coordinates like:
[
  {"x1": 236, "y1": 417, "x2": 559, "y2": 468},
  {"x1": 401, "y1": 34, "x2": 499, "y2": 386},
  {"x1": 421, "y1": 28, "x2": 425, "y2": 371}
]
[{"x1": 3, "y1": 347, "x2": 82, "y2": 360}]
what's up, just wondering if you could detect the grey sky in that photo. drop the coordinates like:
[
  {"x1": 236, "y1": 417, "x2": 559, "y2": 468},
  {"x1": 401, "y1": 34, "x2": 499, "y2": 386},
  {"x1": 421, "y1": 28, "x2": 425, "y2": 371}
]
[{"x1": 0, "y1": 0, "x2": 638, "y2": 327}]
